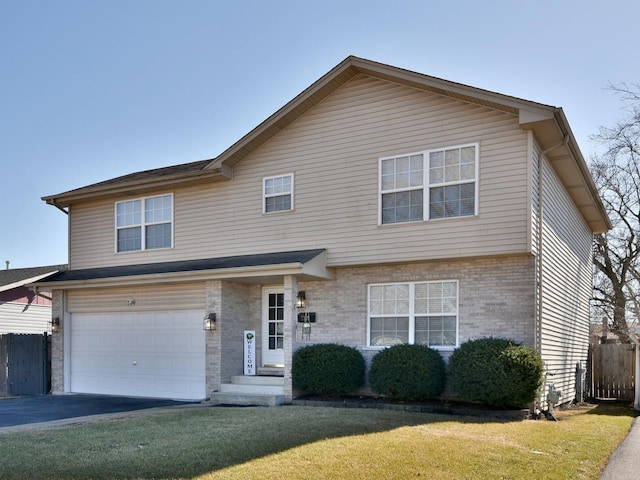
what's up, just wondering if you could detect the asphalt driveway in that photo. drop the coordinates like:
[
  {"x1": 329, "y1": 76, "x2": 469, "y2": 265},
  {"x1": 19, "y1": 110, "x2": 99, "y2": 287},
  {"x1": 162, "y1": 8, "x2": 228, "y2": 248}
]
[{"x1": 0, "y1": 394, "x2": 195, "y2": 429}]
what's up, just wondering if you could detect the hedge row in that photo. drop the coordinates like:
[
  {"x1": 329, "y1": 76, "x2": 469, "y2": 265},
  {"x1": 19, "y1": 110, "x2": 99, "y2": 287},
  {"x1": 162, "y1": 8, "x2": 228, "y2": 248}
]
[{"x1": 292, "y1": 338, "x2": 543, "y2": 408}]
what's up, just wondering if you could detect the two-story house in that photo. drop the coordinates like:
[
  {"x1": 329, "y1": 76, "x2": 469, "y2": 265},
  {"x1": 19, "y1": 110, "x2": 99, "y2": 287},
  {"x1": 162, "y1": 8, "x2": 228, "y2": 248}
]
[{"x1": 37, "y1": 56, "x2": 610, "y2": 406}]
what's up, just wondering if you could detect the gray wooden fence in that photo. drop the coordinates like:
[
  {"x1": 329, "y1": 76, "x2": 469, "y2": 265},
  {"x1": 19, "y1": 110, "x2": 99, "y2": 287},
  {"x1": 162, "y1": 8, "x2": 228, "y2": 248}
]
[
  {"x1": 0, "y1": 333, "x2": 51, "y2": 395},
  {"x1": 589, "y1": 343, "x2": 636, "y2": 401}
]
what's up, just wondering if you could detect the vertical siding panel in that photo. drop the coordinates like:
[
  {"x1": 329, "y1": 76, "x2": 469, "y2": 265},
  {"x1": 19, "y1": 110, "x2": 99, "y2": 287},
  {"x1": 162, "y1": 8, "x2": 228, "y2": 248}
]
[{"x1": 538, "y1": 150, "x2": 593, "y2": 404}]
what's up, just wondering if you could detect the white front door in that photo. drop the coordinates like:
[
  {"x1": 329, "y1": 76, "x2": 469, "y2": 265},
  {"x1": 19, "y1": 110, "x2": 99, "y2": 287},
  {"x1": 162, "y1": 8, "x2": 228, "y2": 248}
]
[{"x1": 262, "y1": 287, "x2": 285, "y2": 367}]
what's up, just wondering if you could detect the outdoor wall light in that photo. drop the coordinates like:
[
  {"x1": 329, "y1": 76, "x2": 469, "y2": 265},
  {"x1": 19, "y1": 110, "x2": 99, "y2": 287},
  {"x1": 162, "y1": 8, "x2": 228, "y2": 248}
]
[
  {"x1": 204, "y1": 313, "x2": 217, "y2": 330},
  {"x1": 51, "y1": 317, "x2": 61, "y2": 333},
  {"x1": 296, "y1": 291, "x2": 307, "y2": 309}
]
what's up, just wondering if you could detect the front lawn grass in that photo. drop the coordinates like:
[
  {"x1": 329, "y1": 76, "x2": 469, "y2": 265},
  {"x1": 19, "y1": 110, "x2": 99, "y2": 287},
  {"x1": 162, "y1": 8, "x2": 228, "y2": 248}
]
[{"x1": 0, "y1": 403, "x2": 633, "y2": 480}]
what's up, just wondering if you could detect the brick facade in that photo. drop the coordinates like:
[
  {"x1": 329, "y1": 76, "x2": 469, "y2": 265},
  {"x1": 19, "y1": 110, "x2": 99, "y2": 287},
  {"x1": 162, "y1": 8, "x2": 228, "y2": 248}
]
[
  {"x1": 50, "y1": 254, "x2": 536, "y2": 399},
  {"x1": 295, "y1": 254, "x2": 536, "y2": 364},
  {"x1": 50, "y1": 290, "x2": 64, "y2": 394}
]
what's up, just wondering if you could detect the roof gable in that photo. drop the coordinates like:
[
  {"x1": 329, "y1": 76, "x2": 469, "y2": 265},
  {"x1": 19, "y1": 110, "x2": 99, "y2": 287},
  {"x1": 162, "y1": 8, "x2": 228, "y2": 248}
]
[
  {"x1": 41, "y1": 56, "x2": 610, "y2": 233},
  {"x1": 207, "y1": 56, "x2": 553, "y2": 170}
]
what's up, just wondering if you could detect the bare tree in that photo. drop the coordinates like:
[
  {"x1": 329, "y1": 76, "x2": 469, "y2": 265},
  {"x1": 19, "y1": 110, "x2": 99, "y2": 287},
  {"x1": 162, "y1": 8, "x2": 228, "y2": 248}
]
[{"x1": 591, "y1": 83, "x2": 640, "y2": 342}]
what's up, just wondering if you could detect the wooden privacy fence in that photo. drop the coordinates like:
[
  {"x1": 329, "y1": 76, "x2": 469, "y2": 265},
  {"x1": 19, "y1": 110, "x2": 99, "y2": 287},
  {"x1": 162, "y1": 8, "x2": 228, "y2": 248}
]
[
  {"x1": 589, "y1": 343, "x2": 636, "y2": 401},
  {"x1": 0, "y1": 333, "x2": 51, "y2": 396}
]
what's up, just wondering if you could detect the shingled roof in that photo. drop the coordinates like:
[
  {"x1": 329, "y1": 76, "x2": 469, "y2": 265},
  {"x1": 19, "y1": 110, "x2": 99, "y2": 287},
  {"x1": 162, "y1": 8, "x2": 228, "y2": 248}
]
[
  {"x1": 33, "y1": 250, "x2": 332, "y2": 288},
  {"x1": 0, "y1": 264, "x2": 67, "y2": 292},
  {"x1": 66, "y1": 159, "x2": 212, "y2": 192}
]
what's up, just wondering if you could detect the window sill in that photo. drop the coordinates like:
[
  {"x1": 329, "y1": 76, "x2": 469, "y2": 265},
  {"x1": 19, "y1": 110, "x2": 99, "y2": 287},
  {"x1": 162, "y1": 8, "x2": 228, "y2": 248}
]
[
  {"x1": 115, "y1": 246, "x2": 174, "y2": 255},
  {"x1": 363, "y1": 345, "x2": 456, "y2": 352},
  {"x1": 378, "y1": 214, "x2": 477, "y2": 227}
]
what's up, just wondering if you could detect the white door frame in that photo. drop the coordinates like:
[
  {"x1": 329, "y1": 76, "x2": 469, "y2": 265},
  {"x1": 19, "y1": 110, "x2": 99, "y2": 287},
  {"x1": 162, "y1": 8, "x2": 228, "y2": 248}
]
[{"x1": 262, "y1": 286, "x2": 285, "y2": 367}]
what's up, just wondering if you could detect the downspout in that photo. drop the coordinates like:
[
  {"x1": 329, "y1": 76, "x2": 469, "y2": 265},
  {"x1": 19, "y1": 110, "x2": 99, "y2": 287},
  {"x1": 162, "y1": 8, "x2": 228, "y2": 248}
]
[
  {"x1": 30, "y1": 286, "x2": 53, "y2": 302},
  {"x1": 36, "y1": 290, "x2": 53, "y2": 302},
  {"x1": 50, "y1": 201, "x2": 69, "y2": 215}
]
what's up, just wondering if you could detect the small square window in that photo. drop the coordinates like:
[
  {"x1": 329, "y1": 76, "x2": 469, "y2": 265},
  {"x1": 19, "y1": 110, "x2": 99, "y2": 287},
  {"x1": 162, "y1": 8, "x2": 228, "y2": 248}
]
[{"x1": 264, "y1": 174, "x2": 294, "y2": 213}]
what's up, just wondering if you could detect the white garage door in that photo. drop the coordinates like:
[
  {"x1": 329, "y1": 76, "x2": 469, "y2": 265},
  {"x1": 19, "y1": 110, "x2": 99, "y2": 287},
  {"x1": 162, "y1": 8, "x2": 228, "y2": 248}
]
[{"x1": 70, "y1": 310, "x2": 205, "y2": 400}]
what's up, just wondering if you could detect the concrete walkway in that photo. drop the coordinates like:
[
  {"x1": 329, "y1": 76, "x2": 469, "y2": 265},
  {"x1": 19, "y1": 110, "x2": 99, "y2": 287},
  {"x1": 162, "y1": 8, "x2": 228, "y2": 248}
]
[{"x1": 600, "y1": 417, "x2": 640, "y2": 479}]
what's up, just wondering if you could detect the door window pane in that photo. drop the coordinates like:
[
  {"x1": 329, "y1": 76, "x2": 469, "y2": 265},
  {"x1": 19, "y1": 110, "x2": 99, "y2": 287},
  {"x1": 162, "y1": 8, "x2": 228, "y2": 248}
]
[{"x1": 267, "y1": 293, "x2": 284, "y2": 352}]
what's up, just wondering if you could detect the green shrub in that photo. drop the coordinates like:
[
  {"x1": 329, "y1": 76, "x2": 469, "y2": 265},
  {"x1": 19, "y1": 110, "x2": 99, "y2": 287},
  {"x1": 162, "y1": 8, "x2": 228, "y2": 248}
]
[
  {"x1": 448, "y1": 337, "x2": 544, "y2": 408},
  {"x1": 369, "y1": 344, "x2": 446, "y2": 401},
  {"x1": 292, "y1": 343, "x2": 365, "y2": 395}
]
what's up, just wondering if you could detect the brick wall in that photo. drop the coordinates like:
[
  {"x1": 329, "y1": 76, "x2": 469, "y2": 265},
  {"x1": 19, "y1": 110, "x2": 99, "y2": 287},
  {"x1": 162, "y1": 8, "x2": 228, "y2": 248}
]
[
  {"x1": 295, "y1": 254, "x2": 536, "y2": 362},
  {"x1": 51, "y1": 254, "x2": 536, "y2": 398},
  {"x1": 50, "y1": 290, "x2": 64, "y2": 394},
  {"x1": 220, "y1": 281, "x2": 258, "y2": 380},
  {"x1": 205, "y1": 280, "x2": 262, "y2": 393}
]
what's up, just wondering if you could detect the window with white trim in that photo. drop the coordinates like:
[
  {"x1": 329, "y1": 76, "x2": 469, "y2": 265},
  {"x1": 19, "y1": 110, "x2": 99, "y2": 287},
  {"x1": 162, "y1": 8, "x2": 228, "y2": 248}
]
[
  {"x1": 116, "y1": 194, "x2": 173, "y2": 252},
  {"x1": 368, "y1": 281, "x2": 458, "y2": 349},
  {"x1": 380, "y1": 144, "x2": 477, "y2": 224},
  {"x1": 263, "y1": 174, "x2": 293, "y2": 213}
]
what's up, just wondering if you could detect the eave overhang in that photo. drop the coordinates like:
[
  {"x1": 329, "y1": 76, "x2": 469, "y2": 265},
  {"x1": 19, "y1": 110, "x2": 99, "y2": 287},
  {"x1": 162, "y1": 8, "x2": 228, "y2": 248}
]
[
  {"x1": 32, "y1": 249, "x2": 334, "y2": 290},
  {"x1": 519, "y1": 108, "x2": 612, "y2": 234}
]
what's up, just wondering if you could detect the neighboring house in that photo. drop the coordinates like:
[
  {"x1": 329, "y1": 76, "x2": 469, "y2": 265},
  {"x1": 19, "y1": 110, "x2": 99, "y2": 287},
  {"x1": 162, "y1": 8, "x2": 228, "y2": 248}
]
[
  {"x1": 590, "y1": 321, "x2": 623, "y2": 345},
  {"x1": 0, "y1": 265, "x2": 66, "y2": 334},
  {"x1": 36, "y1": 56, "x2": 610, "y2": 405}
]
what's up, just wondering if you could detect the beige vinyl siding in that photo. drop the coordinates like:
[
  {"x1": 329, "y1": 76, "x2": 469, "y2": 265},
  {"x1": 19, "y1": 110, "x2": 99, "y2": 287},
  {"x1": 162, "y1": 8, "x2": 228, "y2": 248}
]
[
  {"x1": 66, "y1": 283, "x2": 205, "y2": 313},
  {"x1": 538, "y1": 152, "x2": 593, "y2": 404},
  {"x1": 0, "y1": 303, "x2": 52, "y2": 334},
  {"x1": 530, "y1": 136, "x2": 540, "y2": 257},
  {"x1": 69, "y1": 74, "x2": 531, "y2": 270}
]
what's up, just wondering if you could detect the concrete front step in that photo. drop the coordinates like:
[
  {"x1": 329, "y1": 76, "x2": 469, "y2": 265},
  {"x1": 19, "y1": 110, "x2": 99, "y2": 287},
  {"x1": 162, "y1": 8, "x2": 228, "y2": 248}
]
[
  {"x1": 209, "y1": 392, "x2": 288, "y2": 407},
  {"x1": 219, "y1": 383, "x2": 284, "y2": 394},
  {"x1": 229, "y1": 375, "x2": 284, "y2": 386},
  {"x1": 257, "y1": 367, "x2": 284, "y2": 376},
  {"x1": 210, "y1": 375, "x2": 288, "y2": 406}
]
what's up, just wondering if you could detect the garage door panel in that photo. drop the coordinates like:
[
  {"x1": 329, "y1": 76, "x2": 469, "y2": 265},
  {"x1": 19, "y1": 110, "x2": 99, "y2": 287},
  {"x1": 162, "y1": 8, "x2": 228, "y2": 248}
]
[{"x1": 70, "y1": 311, "x2": 205, "y2": 400}]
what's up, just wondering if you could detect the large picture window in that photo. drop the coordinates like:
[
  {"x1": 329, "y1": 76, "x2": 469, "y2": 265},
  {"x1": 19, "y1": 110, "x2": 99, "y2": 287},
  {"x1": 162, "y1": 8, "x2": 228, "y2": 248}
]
[
  {"x1": 116, "y1": 194, "x2": 173, "y2": 252},
  {"x1": 380, "y1": 144, "x2": 478, "y2": 224},
  {"x1": 368, "y1": 281, "x2": 458, "y2": 349}
]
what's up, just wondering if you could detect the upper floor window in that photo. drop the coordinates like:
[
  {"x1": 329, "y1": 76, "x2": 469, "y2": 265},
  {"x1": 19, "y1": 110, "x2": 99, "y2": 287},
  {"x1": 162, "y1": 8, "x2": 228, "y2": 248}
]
[
  {"x1": 380, "y1": 144, "x2": 478, "y2": 224},
  {"x1": 116, "y1": 194, "x2": 173, "y2": 252},
  {"x1": 368, "y1": 280, "x2": 458, "y2": 349},
  {"x1": 263, "y1": 174, "x2": 293, "y2": 213}
]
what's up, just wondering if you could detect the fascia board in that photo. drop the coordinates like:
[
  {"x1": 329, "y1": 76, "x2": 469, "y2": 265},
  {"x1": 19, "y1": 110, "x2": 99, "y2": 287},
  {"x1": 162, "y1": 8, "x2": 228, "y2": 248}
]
[
  {"x1": 33, "y1": 262, "x2": 335, "y2": 290},
  {"x1": 43, "y1": 168, "x2": 230, "y2": 208}
]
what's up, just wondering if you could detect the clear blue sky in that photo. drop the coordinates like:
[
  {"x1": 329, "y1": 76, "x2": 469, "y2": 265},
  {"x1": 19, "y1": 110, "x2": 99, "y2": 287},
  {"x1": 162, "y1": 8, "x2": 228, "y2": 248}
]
[{"x1": 2, "y1": 0, "x2": 639, "y2": 268}]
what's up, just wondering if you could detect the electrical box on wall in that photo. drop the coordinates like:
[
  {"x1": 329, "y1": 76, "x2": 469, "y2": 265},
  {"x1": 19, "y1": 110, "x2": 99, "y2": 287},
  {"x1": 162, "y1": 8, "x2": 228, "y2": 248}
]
[{"x1": 297, "y1": 312, "x2": 316, "y2": 323}]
